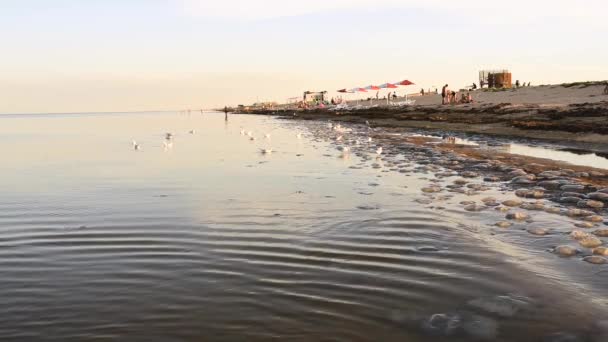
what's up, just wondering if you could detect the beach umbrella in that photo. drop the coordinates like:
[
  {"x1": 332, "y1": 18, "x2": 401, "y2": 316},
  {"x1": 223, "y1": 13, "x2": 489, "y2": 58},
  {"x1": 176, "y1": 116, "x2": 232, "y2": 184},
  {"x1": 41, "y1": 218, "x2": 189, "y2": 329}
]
[
  {"x1": 337, "y1": 88, "x2": 354, "y2": 105},
  {"x1": 394, "y1": 80, "x2": 415, "y2": 102},
  {"x1": 379, "y1": 83, "x2": 398, "y2": 105},
  {"x1": 365, "y1": 85, "x2": 381, "y2": 105}
]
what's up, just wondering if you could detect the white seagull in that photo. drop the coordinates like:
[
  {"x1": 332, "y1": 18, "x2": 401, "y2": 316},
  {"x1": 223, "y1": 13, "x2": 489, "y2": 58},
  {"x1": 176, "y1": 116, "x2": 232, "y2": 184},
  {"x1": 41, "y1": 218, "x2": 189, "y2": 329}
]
[
  {"x1": 296, "y1": 133, "x2": 302, "y2": 139},
  {"x1": 189, "y1": 130, "x2": 196, "y2": 134},
  {"x1": 260, "y1": 148, "x2": 273, "y2": 154},
  {"x1": 240, "y1": 128, "x2": 246, "y2": 135},
  {"x1": 376, "y1": 147, "x2": 383, "y2": 156}
]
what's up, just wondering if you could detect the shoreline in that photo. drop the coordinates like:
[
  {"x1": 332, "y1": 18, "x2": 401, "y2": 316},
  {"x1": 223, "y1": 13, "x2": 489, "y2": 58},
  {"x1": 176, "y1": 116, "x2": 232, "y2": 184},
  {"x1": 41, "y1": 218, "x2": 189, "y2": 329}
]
[{"x1": 236, "y1": 84, "x2": 608, "y2": 150}]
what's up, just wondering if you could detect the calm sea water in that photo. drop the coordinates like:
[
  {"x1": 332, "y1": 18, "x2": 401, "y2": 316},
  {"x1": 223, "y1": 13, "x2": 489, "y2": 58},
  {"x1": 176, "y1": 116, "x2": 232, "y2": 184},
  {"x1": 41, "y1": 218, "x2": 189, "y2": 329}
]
[{"x1": 0, "y1": 112, "x2": 606, "y2": 341}]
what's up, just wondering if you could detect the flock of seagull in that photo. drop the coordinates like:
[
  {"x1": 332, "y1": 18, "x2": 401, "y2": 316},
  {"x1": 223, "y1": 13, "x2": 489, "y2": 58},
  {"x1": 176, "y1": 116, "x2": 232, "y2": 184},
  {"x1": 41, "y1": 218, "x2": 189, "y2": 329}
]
[{"x1": 129, "y1": 118, "x2": 382, "y2": 159}]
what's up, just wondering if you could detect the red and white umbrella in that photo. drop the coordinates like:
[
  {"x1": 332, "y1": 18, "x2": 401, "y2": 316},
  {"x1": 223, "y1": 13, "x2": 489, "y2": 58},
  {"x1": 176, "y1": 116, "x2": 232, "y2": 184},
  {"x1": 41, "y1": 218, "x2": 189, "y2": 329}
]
[{"x1": 394, "y1": 80, "x2": 415, "y2": 102}]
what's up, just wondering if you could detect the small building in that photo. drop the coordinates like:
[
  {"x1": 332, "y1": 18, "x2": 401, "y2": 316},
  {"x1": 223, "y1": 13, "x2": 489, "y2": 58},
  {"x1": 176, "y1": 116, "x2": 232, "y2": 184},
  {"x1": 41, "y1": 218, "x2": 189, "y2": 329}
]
[
  {"x1": 303, "y1": 91, "x2": 327, "y2": 103},
  {"x1": 479, "y1": 69, "x2": 512, "y2": 88}
]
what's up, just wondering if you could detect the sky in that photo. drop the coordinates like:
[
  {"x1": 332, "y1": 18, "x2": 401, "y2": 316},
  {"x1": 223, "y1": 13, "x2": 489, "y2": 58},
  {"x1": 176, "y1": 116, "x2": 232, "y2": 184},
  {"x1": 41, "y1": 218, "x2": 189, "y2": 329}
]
[{"x1": 0, "y1": 0, "x2": 607, "y2": 113}]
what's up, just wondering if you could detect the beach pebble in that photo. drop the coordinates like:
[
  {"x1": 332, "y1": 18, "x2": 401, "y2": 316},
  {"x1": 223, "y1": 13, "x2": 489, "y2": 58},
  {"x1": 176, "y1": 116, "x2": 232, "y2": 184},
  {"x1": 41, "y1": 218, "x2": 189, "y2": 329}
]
[
  {"x1": 567, "y1": 209, "x2": 594, "y2": 217},
  {"x1": 502, "y1": 199, "x2": 523, "y2": 207},
  {"x1": 553, "y1": 245, "x2": 579, "y2": 257},
  {"x1": 422, "y1": 186, "x2": 442, "y2": 193},
  {"x1": 511, "y1": 176, "x2": 535, "y2": 185},
  {"x1": 495, "y1": 221, "x2": 512, "y2": 228},
  {"x1": 583, "y1": 256, "x2": 607, "y2": 265},
  {"x1": 570, "y1": 230, "x2": 591, "y2": 240},
  {"x1": 578, "y1": 236, "x2": 603, "y2": 248},
  {"x1": 584, "y1": 215, "x2": 604, "y2": 223},
  {"x1": 508, "y1": 169, "x2": 528, "y2": 177},
  {"x1": 560, "y1": 197, "x2": 584, "y2": 204},
  {"x1": 506, "y1": 212, "x2": 529, "y2": 221},
  {"x1": 593, "y1": 247, "x2": 608, "y2": 256},
  {"x1": 527, "y1": 227, "x2": 550, "y2": 236},
  {"x1": 577, "y1": 200, "x2": 604, "y2": 209},
  {"x1": 521, "y1": 202, "x2": 545, "y2": 211},
  {"x1": 465, "y1": 204, "x2": 486, "y2": 212},
  {"x1": 560, "y1": 184, "x2": 586, "y2": 193},
  {"x1": 538, "y1": 170, "x2": 562, "y2": 179},
  {"x1": 454, "y1": 179, "x2": 469, "y2": 185},
  {"x1": 460, "y1": 201, "x2": 476, "y2": 206},
  {"x1": 538, "y1": 180, "x2": 563, "y2": 190},
  {"x1": 587, "y1": 192, "x2": 608, "y2": 202},
  {"x1": 593, "y1": 229, "x2": 608, "y2": 237},
  {"x1": 483, "y1": 176, "x2": 501, "y2": 182},
  {"x1": 461, "y1": 171, "x2": 479, "y2": 178},
  {"x1": 544, "y1": 207, "x2": 562, "y2": 214},
  {"x1": 561, "y1": 192, "x2": 586, "y2": 199},
  {"x1": 574, "y1": 222, "x2": 595, "y2": 229}
]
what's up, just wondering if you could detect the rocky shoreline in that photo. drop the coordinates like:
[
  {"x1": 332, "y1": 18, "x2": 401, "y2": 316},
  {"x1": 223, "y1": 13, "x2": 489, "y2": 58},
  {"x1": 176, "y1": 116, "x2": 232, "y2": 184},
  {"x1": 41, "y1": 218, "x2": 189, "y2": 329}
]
[
  {"x1": 299, "y1": 120, "x2": 608, "y2": 268},
  {"x1": 240, "y1": 99, "x2": 608, "y2": 147}
]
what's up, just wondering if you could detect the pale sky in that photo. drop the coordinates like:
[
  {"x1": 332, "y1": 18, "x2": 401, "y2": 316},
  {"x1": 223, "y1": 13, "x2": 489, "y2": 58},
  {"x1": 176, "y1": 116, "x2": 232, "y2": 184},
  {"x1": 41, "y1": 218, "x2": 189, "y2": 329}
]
[{"x1": 1, "y1": 0, "x2": 606, "y2": 113}]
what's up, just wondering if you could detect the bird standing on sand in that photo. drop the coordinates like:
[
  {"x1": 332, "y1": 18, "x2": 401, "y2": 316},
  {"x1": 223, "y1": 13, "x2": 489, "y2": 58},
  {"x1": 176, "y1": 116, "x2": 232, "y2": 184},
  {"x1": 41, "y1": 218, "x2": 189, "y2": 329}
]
[
  {"x1": 264, "y1": 133, "x2": 271, "y2": 139},
  {"x1": 165, "y1": 133, "x2": 173, "y2": 140},
  {"x1": 132, "y1": 140, "x2": 141, "y2": 151},
  {"x1": 296, "y1": 133, "x2": 302, "y2": 139},
  {"x1": 189, "y1": 130, "x2": 196, "y2": 134},
  {"x1": 260, "y1": 148, "x2": 273, "y2": 154},
  {"x1": 240, "y1": 128, "x2": 246, "y2": 135},
  {"x1": 376, "y1": 147, "x2": 383, "y2": 156}
]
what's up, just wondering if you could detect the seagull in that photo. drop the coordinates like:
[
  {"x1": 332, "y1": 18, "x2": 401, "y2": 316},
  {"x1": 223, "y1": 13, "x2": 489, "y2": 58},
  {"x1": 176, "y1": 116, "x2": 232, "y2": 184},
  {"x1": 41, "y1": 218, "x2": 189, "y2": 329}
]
[
  {"x1": 163, "y1": 140, "x2": 173, "y2": 150},
  {"x1": 246, "y1": 131, "x2": 253, "y2": 137},
  {"x1": 165, "y1": 133, "x2": 173, "y2": 140},
  {"x1": 367, "y1": 137, "x2": 373, "y2": 143},
  {"x1": 132, "y1": 140, "x2": 141, "y2": 151},
  {"x1": 296, "y1": 133, "x2": 302, "y2": 139},
  {"x1": 376, "y1": 147, "x2": 383, "y2": 156},
  {"x1": 264, "y1": 133, "x2": 271, "y2": 139},
  {"x1": 250, "y1": 136, "x2": 256, "y2": 141},
  {"x1": 240, "y1": 128, "x2": 246, "y2": 135},
  {"x1": 260, "y1": 148, "x2": 273, "y2": 154},
  {"x1": 189, "y1": 130, "x2": 196, "y2": 134}
]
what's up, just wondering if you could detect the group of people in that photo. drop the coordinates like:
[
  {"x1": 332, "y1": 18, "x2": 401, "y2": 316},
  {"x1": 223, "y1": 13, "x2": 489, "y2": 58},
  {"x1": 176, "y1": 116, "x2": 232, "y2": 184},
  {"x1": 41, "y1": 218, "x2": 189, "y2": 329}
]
[
  {"x1": 441, "y1": 84, "x2": 473, "y2": 105},
  {"x1": 515, "y1": 80, "x2": 532, "y2": 88}
]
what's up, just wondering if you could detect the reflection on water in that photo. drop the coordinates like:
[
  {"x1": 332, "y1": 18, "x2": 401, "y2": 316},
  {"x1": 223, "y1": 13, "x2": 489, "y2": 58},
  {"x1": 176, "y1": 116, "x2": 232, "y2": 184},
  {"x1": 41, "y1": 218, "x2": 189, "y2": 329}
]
[
  {"x1": 420, "y1": 133, "x2": 608, "y2": 170},
  {"x1": 0, "y1": 112, "x2": 606, "y2": 341}
]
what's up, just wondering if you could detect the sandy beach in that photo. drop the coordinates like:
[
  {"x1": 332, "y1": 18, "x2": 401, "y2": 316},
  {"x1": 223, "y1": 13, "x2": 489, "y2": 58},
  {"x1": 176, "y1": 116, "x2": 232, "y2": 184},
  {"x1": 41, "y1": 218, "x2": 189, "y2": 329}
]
[{"x1": 243, "y1": 83, "x2": 608, "y2": 147}]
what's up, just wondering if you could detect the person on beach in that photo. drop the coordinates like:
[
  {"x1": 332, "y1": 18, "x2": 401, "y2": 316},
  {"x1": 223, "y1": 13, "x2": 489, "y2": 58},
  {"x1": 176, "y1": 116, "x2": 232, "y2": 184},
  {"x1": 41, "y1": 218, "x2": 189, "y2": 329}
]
[
  {"x1": 224, "y1": 106, "x2": 229, "y2": 121},
  {"x1": 603, "y1": 82, "x2": 608, "y2": 95},
  {"x1": 376, "y1": 91, "x2": 379, "y2": 100},
  {"x1": 451, "y1": 91, "x2": 456, "y2": 104},
  {"x1": 480, "y1": 80, "x2": 485, "y2": 88},
  {"x1": 420, "y1": 88, "x2": 425, "y2": 96},
  {"x1": 393, "y1": 91, "x2": 397, "y2": 99},
  {"x1": 472, "y1": 83, "x2": 477, "y2": 90},
  {"x1": 515, "y1": 80, "x2": 520, "y2": 88},
  {"x1": 441, "y1": 84, "x2": 448, "y2": 105}
]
